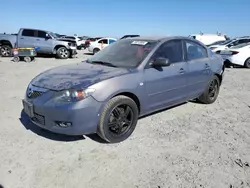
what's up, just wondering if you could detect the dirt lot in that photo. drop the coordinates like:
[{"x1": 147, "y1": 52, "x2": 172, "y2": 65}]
[{"x1": 0, "y1": 51, "x2": 250, "y2": 188}]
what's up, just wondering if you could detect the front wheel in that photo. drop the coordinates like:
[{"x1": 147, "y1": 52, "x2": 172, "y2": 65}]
[
  {"x1": 56, "y1": 47, "x2": 70, "y2": 59},
  {"x1": 198, "y1": 75, "x2": 220, "y2": 104},
  {"x1": 97, "y1": 96, "x2": 139, "y2": 143}
]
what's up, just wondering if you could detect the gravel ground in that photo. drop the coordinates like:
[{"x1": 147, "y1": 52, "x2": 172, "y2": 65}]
[{"x1": 0, "y1": 51, "x2": 250, "y2": 188}]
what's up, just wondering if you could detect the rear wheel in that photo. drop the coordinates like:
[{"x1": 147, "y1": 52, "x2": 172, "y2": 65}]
[
  {"x1": 56, "y1": 47, "x2": 70, "y2": 59},
  {"x1": 93, "y1": 48, "x2": 100, "y2": 55},
  {"x1": 198, "y1": 75, "x2": 220, "y2": 104},
  {"x1": 0, "y1": 45, "x2": 12, "y2": 57},
  {"x1": 97, "y1": 96, "x2": 139, "y2": 143},
  {"x1": 244, "y1": 58, "x2": 250, "y2": 68}
]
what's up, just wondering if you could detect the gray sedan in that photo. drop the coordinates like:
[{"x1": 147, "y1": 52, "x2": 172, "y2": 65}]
[{"x1": 22, "y1": 36, "x2": 225, "y2": 143}]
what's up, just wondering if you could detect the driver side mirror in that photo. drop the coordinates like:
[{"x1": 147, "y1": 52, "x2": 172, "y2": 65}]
[
  {"x1": 151, "y1": 57, "x2": 171, "y2": 67},
  {"x1": 45, "y1": 33, "x2": 51, "y2": 39}
]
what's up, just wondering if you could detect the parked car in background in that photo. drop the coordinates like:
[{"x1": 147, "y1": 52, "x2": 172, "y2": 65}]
[
  {"x1": 22, "y1": 36, "x2": 224, "y2": 143},
  {"x1": 88, "y1": 37, "x2": 117, "y2": 54},
  {"x1": 61, "y1": 36, "x2": 85, "y2": 50},
  {"x1": 0, "y1": 33, "x2": 16, "y2": 57},
  {"x1": 189, "y1": 32, "x2": 229, "y2": 45},
  {"x1": 209, "y1": 36, "x2": 250, "y2": 53},
  {"x1": 84, "y1": 37, "x2": 103, "y2": 49},
  {"x1": 0, "y1": 28, "x2": 77, "y2": 59},
  {"x1": 220, "y1": 42, "x2": 250, "y2": 68},
  {"x1": 206, "y1": 40, "x2": 230, "y2": 47},
  {"x1": 120, "y1": 35, "x2": 140, "y2": 40}
]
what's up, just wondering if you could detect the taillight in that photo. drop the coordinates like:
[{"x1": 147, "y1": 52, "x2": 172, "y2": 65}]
[{"x1": 230, "y1": 51, "x2": 239, "y2": 55}]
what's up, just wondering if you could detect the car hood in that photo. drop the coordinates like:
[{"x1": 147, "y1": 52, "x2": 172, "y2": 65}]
[
  {"x1": 31, "y1": 62, "x2": 130, "y2": 91},
  {"x1": 56, "y1": 38, "x2": 75, "y2": 43}
]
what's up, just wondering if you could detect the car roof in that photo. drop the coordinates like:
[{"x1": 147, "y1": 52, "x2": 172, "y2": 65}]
[{"x1": 128, "y1": 36, "x2": 197, "y2": 42}]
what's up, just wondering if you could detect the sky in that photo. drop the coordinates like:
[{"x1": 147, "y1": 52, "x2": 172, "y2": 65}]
[{"x1": 1, "y1": 0, "x2": 250, "y2": 38}]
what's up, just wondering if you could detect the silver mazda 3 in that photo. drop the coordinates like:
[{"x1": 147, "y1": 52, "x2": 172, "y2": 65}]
[{"x1": 22, "y1": 36, "x2": 224, "y2": 143}]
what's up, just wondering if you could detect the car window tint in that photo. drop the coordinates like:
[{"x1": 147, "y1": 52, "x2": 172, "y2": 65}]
[
  {"x1": 66, "y1": 37, "x2": 75, "y2": 39},
  {"x1": 109, "y1": 39, "x2": 116, "y2": 44},
  {"x1": 186, "y1": 41, "x2": 207, "y2": 60},
  {"x1": 152, "y1": 40, "x2": 184, "y2": 63},
  {"x1": 22, "y1": 29, "x2": 35, "y2": 37},
  {"x1": 98, "y1": 39, "x2": 108, "y2": 44},
  {"x1": 37, "y1": 31, "x2": 47, "y2": 38}
]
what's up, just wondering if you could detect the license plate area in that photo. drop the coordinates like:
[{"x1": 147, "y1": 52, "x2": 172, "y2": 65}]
[{"x1": 22, "y1": 100, "x2": 34, "y2": 117}]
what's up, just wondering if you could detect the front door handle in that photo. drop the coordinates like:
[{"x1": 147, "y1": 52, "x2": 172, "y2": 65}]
[
  {"x1": 20, "y1": 38, "x2": 24, "y2": 39},
  {"x1": 179, "y1": 68, "x2": 185, "y2": 74},
  {"x1": 205, "y1": 63, "x2": 210, "y2": 69}
]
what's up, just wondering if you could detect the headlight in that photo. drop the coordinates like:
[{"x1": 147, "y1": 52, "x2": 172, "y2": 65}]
[{"x1": 57, "y1": 88, "x2": 96, "y2": 102}]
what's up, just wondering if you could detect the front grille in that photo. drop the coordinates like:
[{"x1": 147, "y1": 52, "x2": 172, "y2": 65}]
[
  {"x1": 31, "y1": 113, "x2": 45, "y2": 125},
  {"x1": 27, "y1": 90, "x2": 44, "y2": 99}
]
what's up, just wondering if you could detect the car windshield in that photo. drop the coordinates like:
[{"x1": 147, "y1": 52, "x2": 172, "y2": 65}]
[
  {"x1": 221, "y1": 39, "x2": 235, "y2": 45},
  {"x1": 230, "y1": 42, "x2": 250, "y2": 49},
  {"x1": 87, "y1": 39, "x2": 159, "y2": 68},
  {"x1": 49, "y1": 32, "x2": 58, "y2": 38}
]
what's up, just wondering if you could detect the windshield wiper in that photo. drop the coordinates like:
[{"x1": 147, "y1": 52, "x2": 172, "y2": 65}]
[{"x1": 91, "y1": 61, "x2": 117, "y2": 67}]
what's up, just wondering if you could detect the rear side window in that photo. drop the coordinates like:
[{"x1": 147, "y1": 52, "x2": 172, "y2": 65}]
[
  {"x1": 151, "y1": 40, "x2": 184, "y2": 63},
  {"x1": 37, "y1": 31, "x2": 47, "y2": 38},
  {"x1": 22, "y1": 29, "x2": 35, "y2": 37},
  {"x1": 185, "y1": 41, "x2": 207, "y2": 60}
]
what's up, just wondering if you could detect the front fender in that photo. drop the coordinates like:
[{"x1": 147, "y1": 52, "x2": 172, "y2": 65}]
[{"x1": 90, "y1": 72, "x2": 144, "y2": 102}]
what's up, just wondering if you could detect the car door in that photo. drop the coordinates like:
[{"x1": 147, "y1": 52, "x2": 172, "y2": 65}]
[
  {"x1": 98, "y1": 39, "x2": 108, "y2": 50},
  {"x1": 18, "y1": 29, "x2": 37, "y2": 48},
  {"x1": 36, "y1": 30, "x2": 53, "y2": 53},
  {"x1": 184, "y1": 40, "x2": 213, "y2": 98},
  {"x1": 143, "y1": 40, "x2": 189, "y2": 111}
]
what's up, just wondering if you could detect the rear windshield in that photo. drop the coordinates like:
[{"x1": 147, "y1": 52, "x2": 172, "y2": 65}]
[{"x1": 87, "y1": 39, "x2": 159, "y2": 68}]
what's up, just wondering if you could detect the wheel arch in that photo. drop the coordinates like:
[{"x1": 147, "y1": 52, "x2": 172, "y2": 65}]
[
  {"x1": 0, "y1": 40, "x2": 13, "y2": 48},
  {"x1": 112, "y1": 92, "x2": 141, "y2": 113},
  {"x1": 53, "y1": 45, "x2": 67, "y2": 53}
]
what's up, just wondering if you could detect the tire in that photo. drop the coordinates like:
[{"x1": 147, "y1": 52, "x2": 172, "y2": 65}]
[
  {"x1": 97, "y1": 95, "x2": 139, "y2": 143},
  {"x1": 24, "y1": 56, "x2": 31, "y2": 63},
  {"x1": 13, "y1": 56, "x2": 20, "y2": 62},
  {"x1": 244, "y1": 58, "x2": 250, "y2": 68},
  {"x1": 0, "y1": 45, "x2": 12, "y2": 57},
  {"x1": 93, "y1": 48, "x2": 100, "y2": 55},
  {"x1": 56, "y1": 47, "x2": 70, "y2": 59},
  {"x1": 198, "y1": 75, "x2": 220, "y2": 104}
]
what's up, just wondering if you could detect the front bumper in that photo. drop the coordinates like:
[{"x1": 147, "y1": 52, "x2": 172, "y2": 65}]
[{"x1": 22, "y1": 91, "x2": 104, "y2": 136}]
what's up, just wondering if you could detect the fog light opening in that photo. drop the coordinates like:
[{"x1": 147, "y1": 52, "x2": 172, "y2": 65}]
[{"x1": 55, "y1": 121, "x2": 72, "y2": 128}]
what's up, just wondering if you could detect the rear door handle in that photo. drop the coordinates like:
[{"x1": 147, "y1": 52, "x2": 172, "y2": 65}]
[
  {"x1": 20, "y1": 38, "x2": 24, "y2": 39},
  {"x1": 36, "y1": 39, "x2": 40, "y2": 41},
  {"x1": 179, "y1": 68, "x2": 185, "y2": 74}
]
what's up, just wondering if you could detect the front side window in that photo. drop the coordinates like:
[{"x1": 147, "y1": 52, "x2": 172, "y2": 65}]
[
  {"x1": 37, "y1": 31, "x2": 47, "y2": 38},
  {"x1": 22, "y1": 29, "x2": 35, "y2": 37},
  {"x1": 150, "y1": 40, "x2": 184, "y2": 63},
  {"x1": 98, "y1": 39, "x2": 108, "y2": 44},
  {"x1": 87, "y1": 39, "x2": 159, "y2": 68},
  {"x1": 185, "y1": 40, "x2": 207, "y2": 60}
]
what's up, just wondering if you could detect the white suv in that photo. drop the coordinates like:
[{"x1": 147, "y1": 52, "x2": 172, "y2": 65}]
[{"x1": 209, "y1": 37, "x2": 250, "y2": 53}]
